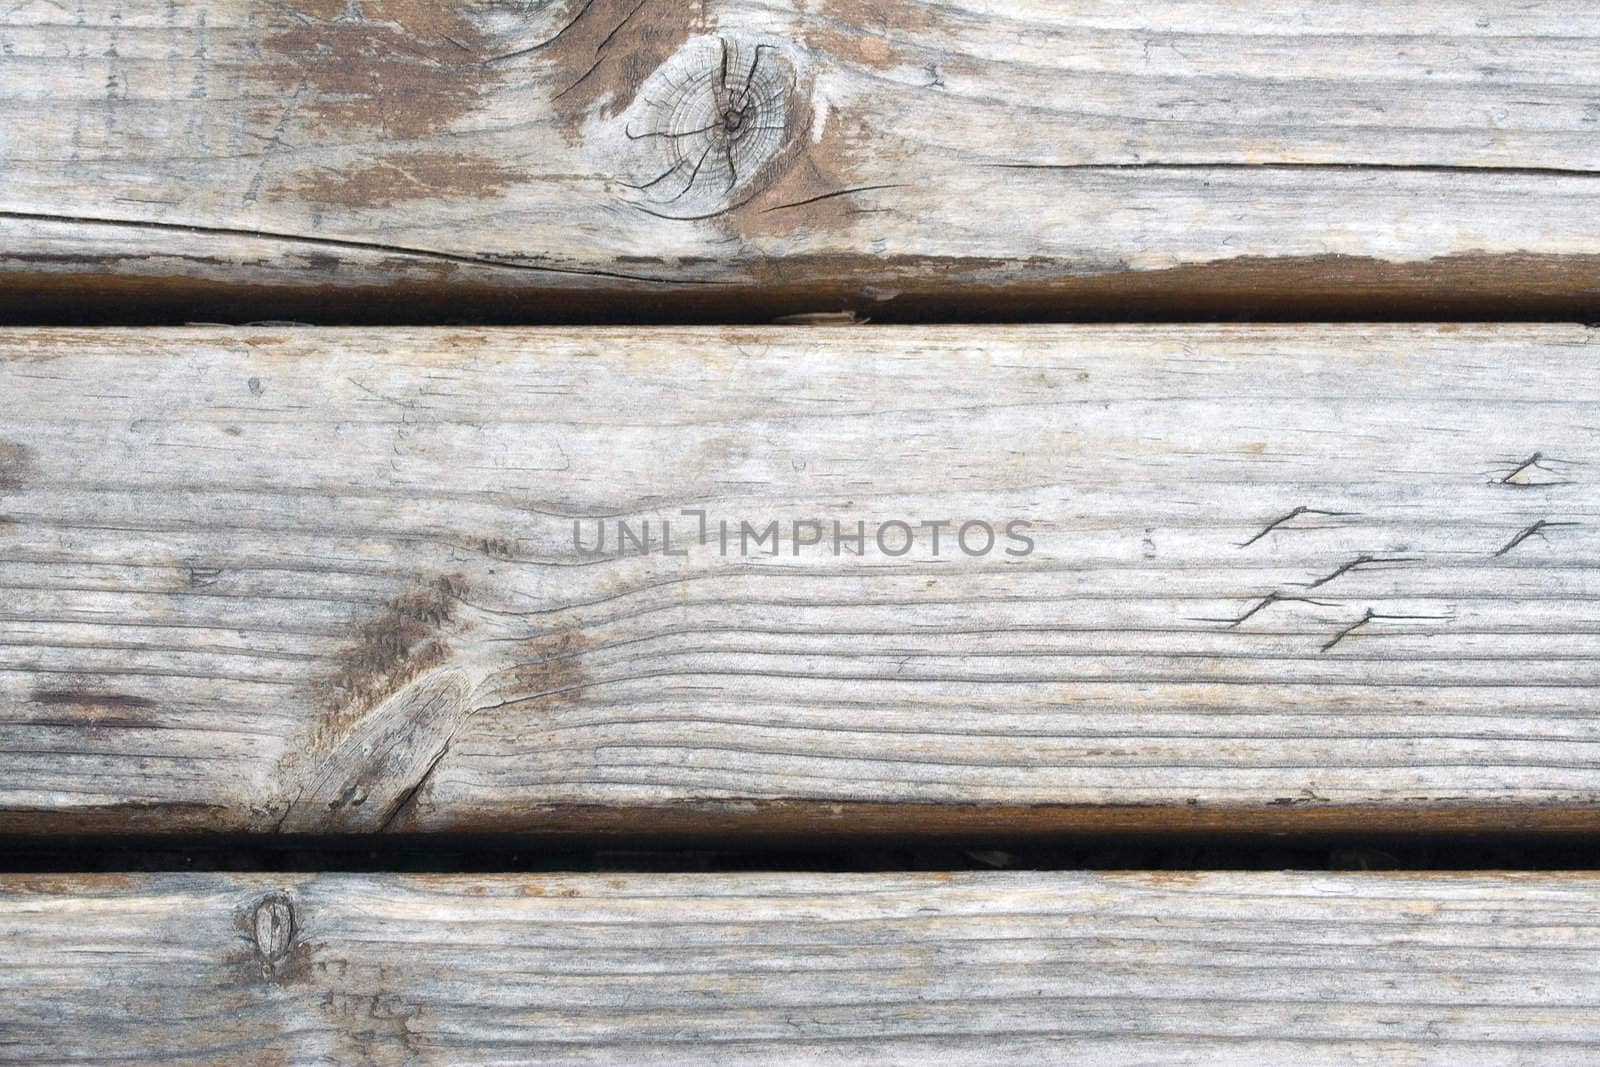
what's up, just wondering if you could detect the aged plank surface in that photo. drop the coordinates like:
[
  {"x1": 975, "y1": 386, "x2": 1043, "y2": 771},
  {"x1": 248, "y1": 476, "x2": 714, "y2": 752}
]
[
  {"x1": 1, "y1": 324, "x2": 1597, "y2": 834},
  {"x1": 2, "y1": 871, "x2": 1599, "y2": 1064},
  {"x1": 5, "y1": 2, "x2": 1600, "y2": 319}
]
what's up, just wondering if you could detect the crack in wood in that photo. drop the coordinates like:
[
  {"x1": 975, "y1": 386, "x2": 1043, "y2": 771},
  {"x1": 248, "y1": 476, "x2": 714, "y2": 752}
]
[
  {"x1": 1304, "y1": 555, "x2": 1419, "y2": 590},
  {"x1": 1236, "y1": 506, "x2": 1355, "y2": 548},
  {"x1": 0, "y1": 211, "x2": 715, "y2": 286},
  {"x1": 1494, "y1": 519, "x2": 1580, "y2": 557}
]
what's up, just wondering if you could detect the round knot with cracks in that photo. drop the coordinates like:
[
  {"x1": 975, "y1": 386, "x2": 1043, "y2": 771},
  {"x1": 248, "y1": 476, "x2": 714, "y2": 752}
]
[{"x1": 616, "y1": 35, "x2": 805, "y2": 220}]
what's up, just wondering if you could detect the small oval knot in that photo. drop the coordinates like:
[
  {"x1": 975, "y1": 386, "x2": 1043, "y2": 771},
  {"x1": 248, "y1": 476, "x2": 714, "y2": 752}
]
[
  {"x1": 618, "y1": 35, "x2": 805, "y2": 218},
  {"x1": 252, "y1": 892, "x2": 297, "y2": 969}
]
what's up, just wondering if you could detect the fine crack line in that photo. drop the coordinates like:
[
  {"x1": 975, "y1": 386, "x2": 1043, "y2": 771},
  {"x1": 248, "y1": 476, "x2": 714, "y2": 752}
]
[
  {"x1": 1321, "y1": 609, "x2": 1376, "y2": 653},
  {"x1": 1495, "y1": 519, "x2": 1581, "y2": 557},
  {"x1": 760, "y1": 184, "x2": 906, "y2": 213},
  {"x1": 484, "y1": 0, "x2": 598, "y2": 66},
  {"x1": 1496, "y1": 451, "x2": 1581, "y2": 488},
  {"x1": 377, "y1": 739, "x2": 454, "y2": 833},
  {"x1": 595, "y1": 0, "x2": 651, "y2": 56},
  {"x1": 1193, "y1": 592, "x2": 1339, "y2": 628},
  {"x1": 1320, "y1": 609, "x2": 1454, "y2": 653},
  {"x1": 1237, "y1": 506, "x2": 1355, "y2": 548},
  {"x1": 1305, "y1": 555, "x2": 1419, "y2": 589},
  {"x1": 0, "y1": 209, "x2": 715, "y2": 286},
  {"x1": 553, "y1": 53, "x2": 608, "y2": 101}
]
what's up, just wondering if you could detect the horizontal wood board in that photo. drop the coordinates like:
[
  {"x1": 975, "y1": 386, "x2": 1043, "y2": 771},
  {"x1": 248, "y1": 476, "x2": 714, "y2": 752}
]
[
  {"x1": 1, "y1": 324, "x2": 1597, "y2": 834},
  {"x1": 5, "y1": 2, "x2": 1600, "y2": 318},
  {"x1": 3, "y1": 871, "x2": 1600, "y2": 1064}
]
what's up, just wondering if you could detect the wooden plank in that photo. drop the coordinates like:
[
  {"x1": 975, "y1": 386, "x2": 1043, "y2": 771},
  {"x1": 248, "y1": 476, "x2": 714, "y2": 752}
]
[
  {"x1": 1, "y1": 323, "x2": 1597, "y2": 835},
  {"x1": 3, "y1": 871, "x2": 1599, "y2": 1063},
  {"x1": 5, "y1": 3, "x2": 1600, "y2": 319}
]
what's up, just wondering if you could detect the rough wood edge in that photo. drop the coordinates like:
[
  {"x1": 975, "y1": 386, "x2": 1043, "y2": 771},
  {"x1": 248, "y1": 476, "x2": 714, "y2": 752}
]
[
  {"x1": 5, "y1": 802, "x2": 1600, "y2": 838},
  {"x1": 4, "y1": 251, "x2": 1599, "y2": 325}
]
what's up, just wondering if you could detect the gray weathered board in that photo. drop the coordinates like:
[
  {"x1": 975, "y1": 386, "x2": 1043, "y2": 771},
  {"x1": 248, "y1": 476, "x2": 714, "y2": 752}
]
[
  {"x1": 2, "y1": 324, "x2": 1597, "y2": 834},
  {"x1": 3, "y1": 871, "x2": 1599, "y2": 1064},
  {"x1": 5, "y1": 2, "x2": 1600, "y2": 318}
]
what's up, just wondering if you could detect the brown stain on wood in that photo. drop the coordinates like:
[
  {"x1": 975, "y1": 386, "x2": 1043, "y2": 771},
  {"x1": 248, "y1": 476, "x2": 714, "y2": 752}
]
[
  {"x1": 496, "y1": 631, "x2": 592, "y2": 711},
  {"x1": 0, "y1": 334, "x2": 104, "y2": 362},
  {"x1": 317, "y1": 575, "x2": 468, "y2": 744},
  {"x1": 800, "y1": 0, "x2": 938, "y2": 73},
  {"x1": 0, "y1": 873, "x2": 139, "y2": 893},
  {"x1": 253, "y1": 1, "x2": 497, "y2": 143},
  {"x1": 288, "y1": 152, "x2": 523, "y2": 209},
  {"x1": 26, "y1": 690, "x2": 158, "y2": 728},
  {"x1": 1124, "y1": 870, "x2": 1208, "y2": 888},
  {"x1": 730, "y1": 123, "x2": 862, "y2": 241},
  {"x1": 540, "y1": 0, "x2": 704, "y2": 139},
  {"x1": 0, "y1": 802, "x2": 235, "y2": 835}
]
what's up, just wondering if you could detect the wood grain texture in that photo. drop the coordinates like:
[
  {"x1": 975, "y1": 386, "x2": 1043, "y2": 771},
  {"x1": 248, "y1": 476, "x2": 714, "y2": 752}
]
[
  {"x1": 3, "y1": 871, "x2": 1600, "y2": 1064},
  {"x1": 1, "y1": 323, "x2": 1597, "y2": 834},
  {"x1": 5, "y1": 2, "x2": 1600, "y2": 319}
]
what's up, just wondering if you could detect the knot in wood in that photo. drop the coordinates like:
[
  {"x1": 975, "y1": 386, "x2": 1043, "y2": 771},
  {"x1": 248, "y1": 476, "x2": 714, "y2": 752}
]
[
  {"x1": 619, "y1": 35, "x2": 802, "y2": 219},
  {"x1": 251, "y1": 891, "x2": 297, "y2": 971}
]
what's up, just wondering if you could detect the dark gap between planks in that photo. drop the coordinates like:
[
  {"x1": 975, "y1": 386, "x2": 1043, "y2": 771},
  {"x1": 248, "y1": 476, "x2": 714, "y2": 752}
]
[
  {"x1": 4, "y1": 833, "x2": 1600, "y2": 874},
  {"x1": 4, "y1": 280, "x2": 1600, "y2": 326}
]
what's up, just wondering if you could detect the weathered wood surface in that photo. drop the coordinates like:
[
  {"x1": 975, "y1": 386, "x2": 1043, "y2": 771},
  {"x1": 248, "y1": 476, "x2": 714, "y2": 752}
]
[
  {"x1": 1, "y1": 324, "x2": 1597, "y2": 834},
  {"x1": 3, "y1": 871, "x2": 1599, "y2": 1064},
  {"x1": 5, "y1": 2, "x2": 1600, "y2": 319}
]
